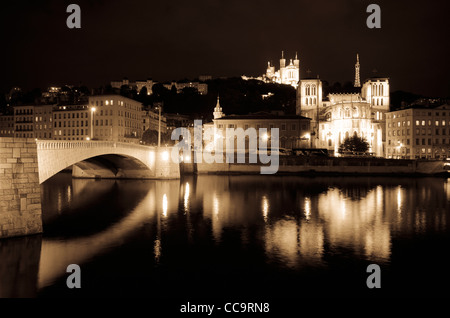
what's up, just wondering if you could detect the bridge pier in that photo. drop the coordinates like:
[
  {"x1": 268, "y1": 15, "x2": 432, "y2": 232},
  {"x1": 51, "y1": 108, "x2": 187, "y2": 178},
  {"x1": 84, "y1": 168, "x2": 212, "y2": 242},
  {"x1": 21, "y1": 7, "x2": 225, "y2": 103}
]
[
  {"x1": 0, "y1": 138, "x2": 43, "y2": 239},
  {"x1": 154, "y1": 147, "x2": 181, "y2": 179}
]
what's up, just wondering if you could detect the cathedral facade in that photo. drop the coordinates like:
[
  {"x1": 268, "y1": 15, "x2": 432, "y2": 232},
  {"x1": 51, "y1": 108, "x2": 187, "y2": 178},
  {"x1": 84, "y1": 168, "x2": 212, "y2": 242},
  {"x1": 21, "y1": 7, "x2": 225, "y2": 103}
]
[
  {"x1": 296, "y1": 54, "x2": 389, "y2": 157},
  {"x1": 242, "y1": 51, "x2": 300, "y2": 89},
  {"x1": 264, "y1": 51, "x2": 300, "y2": 88}
]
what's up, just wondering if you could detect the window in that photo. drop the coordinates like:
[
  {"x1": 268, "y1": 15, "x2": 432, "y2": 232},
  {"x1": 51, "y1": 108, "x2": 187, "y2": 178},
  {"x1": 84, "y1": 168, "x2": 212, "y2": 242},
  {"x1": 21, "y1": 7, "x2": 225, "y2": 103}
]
[
  {"x1": 416, "y1": 120, "x2": 420, "y2": 126},
  {"x1": 422, "y1": 120, "x2": 425, "y2": 126},
  {"x1": 281, "y1": 124, "x2": 286, "y2": 131}
]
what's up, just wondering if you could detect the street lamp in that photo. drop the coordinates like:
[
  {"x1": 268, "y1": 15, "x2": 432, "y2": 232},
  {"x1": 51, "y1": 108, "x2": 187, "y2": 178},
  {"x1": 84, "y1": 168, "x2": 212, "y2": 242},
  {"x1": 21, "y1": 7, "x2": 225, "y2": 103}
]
[
  {"x1": 90, "y1": 107, "x2": 96, "y2": 140},
  {"x1": 155, "y1": 106, "x2": 162, "y2": 147}
]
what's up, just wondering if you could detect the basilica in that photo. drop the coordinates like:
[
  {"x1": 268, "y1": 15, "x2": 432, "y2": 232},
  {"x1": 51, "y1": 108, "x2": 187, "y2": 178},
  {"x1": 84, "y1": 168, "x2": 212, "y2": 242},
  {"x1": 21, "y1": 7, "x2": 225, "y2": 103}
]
[
  {"x1": 296, "y1": 54, "x2": 389, "y2": 157},
  {"x1": 242, "y1": 51, "x2": 300, "y2": 89}
]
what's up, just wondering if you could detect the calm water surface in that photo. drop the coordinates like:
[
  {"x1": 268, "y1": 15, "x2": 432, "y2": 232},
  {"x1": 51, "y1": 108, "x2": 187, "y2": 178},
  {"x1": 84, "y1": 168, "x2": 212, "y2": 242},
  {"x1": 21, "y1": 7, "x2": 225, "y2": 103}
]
[{"x1": 1, "y1": 173, "x2": 450, "y2": 298}]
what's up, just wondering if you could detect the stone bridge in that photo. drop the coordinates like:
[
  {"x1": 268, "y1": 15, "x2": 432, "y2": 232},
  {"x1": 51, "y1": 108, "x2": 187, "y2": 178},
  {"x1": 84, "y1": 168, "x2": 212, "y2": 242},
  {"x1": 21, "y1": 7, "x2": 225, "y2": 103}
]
[
  {"x1": 0, "y1": 137, "x2": 180, "y2": 239},
  {"x1": 36, "y1": 140, "x2": 180, "y2": 184}
]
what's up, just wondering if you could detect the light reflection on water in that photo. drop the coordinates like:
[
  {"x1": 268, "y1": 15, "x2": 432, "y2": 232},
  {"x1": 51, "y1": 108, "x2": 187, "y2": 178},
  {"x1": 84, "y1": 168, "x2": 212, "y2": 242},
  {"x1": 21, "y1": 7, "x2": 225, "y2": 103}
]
[{"x1": 1, "y1": 173, "x2": 450, "y2": 298}]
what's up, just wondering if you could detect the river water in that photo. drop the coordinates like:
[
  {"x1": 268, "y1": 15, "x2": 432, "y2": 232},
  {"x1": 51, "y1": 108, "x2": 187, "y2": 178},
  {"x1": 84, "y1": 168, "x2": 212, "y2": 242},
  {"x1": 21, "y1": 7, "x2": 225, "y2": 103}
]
[{"x1": 1, "y1": 173, "x2": 450, "y2": 298}]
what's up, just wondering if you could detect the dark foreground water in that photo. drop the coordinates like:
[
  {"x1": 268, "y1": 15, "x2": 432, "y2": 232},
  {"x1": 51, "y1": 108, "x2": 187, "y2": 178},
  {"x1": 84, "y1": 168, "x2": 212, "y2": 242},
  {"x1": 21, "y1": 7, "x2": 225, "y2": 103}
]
[{"x1": 1, "y1": 173, "x2": 450, "y2": 298}]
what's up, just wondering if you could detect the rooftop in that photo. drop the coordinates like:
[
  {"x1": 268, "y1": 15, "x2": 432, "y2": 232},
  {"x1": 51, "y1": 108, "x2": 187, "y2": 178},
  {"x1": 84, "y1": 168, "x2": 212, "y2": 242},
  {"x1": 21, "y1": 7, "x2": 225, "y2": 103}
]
[{"x1": 216, "y1": 111, "x2": 311, "y2": 121}]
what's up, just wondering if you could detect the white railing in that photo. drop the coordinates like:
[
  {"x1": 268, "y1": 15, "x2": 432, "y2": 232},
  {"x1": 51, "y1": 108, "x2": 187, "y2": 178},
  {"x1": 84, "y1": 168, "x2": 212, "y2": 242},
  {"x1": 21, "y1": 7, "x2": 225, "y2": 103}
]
[{"x1": 36, "y1": 140, "x2": 155, "y2": 151}]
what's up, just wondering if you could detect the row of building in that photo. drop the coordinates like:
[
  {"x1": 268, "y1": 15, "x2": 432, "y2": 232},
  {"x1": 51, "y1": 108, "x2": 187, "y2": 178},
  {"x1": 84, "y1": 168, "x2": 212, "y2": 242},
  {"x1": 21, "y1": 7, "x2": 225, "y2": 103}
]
[
  {"x1": 1, "y1": 92, "x2": 450, "y2": 159},
  {"x1": 207, "y1": 95, "x2": 450, "y2": 159},
  {"x1": 0, "y1": 95, "x2": 172, "y2": 144},
  {"x1": 111, "y1": 78, "x2": 209, "y2": 95},
  {"x1": 2, "y1": 52, "x2": 450, "y2": 159}
]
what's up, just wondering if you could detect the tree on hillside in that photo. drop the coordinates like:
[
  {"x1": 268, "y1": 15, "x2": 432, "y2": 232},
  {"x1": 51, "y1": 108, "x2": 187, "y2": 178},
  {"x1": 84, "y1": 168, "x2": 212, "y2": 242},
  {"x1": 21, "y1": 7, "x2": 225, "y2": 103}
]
[{"x1": 338, "y1": 135, "x2": 370, "y2": 154}]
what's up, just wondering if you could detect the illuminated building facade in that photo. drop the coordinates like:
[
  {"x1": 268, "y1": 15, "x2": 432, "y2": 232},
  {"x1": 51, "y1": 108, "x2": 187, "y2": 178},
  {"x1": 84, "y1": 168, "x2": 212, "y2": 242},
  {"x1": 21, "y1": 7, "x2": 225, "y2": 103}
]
[
  {"x1": 143, "y1": 108, "x2": 167, "y2": 132},
  {"x1": 88, "y1": 95, "x2": 144, "y2": 143},
  {"x1": 385, "y1": 104, "x2": 450, "y2": 159},
  {"x1": 242, "y1": 51, "x2": 300, "y2": 89},
  {"x1": 53, "y1": 104, "x2": 90, "y2": 141},
  {"x1": 297, "y1": 55, "x2": 389, "y2": 157},
  {"x1": 264, "y1": 51, "x2": 300, "y2": 88},
  {"x1": 209, "y1": 97, "x2": 311, "y2": 150},
  {"x1": 13, "y1": 105, "x2": 35, "y2": 138}
]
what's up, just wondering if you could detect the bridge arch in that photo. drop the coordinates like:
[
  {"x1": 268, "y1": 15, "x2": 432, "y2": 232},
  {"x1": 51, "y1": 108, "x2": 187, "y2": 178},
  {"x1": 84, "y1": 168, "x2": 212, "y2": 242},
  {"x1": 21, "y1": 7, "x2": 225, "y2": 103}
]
[{"x1": 37, "y1": 141, "x2": 179, "y2": 184}]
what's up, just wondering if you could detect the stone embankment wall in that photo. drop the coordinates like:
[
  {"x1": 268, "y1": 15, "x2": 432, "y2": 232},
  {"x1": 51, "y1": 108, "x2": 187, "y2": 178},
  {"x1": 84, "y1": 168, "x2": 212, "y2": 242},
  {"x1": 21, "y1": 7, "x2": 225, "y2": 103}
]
[{"x1": 0, "y1": 138, "x2": 42, "y2": 239}]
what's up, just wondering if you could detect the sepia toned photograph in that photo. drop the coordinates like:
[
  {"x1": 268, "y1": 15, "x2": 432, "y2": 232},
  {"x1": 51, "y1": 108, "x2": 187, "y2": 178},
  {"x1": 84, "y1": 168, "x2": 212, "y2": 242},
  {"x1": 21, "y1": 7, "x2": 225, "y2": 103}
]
[{"x1": 1, "y1": 0, "x2": 449, "y2": 310}]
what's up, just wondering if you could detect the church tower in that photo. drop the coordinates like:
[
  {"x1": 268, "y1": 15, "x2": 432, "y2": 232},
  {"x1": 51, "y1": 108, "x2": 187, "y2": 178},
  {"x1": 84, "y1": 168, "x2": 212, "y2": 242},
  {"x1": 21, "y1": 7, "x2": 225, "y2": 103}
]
[
  {"x1": 294, "y1": 52, "x2": 300, "y2": 68},
  {"x1": 213, "y1": 95, "x2": 224, "y2": 119},
  {"x1": 354, "y1": 54, "x2": 361, "y2": 88},
  {"x1": 280, "y1": 50, "x2": 286, "y2": 69}
]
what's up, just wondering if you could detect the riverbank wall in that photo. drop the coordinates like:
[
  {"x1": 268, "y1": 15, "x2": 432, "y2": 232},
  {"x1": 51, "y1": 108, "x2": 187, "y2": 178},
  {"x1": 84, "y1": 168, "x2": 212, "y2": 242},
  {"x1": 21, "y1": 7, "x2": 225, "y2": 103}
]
[{"x1": 186, "y1": 156, "x2": 448, "y2": 177}]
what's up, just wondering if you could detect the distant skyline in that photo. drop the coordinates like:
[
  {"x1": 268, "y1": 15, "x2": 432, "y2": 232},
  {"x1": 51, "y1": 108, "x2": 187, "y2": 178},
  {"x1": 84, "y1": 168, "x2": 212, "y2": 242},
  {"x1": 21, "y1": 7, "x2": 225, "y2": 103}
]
[{"x1": 1, "y1": 0, "x2": 450, "y2": 97}]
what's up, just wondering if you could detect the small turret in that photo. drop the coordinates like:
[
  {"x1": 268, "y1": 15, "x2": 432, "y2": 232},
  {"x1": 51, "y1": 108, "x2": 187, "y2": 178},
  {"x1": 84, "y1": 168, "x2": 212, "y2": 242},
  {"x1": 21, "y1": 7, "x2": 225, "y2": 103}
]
[
  {"x1": 213, "y1": 95, "x2": 223, "y2": 119},
  {"x1": 294, "y1": 52, "x2": 300, "y2": 68},
  {"x1": 280, "y1": 51, "x2": 286, "y2": 69}
]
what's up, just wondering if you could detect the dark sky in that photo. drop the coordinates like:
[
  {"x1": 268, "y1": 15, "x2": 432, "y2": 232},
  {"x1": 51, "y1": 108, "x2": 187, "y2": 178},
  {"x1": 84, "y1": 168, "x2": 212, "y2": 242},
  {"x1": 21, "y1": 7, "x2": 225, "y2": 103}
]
[{"x1": 1, "y1": 0, "x2": 450, "y2": 97}]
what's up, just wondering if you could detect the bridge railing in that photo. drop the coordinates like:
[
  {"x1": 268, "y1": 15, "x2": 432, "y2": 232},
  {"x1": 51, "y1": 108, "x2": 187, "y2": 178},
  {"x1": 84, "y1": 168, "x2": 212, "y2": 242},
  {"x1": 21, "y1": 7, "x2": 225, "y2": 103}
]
[{"x1": 36, "y1": 140, "x2": 156, "y2": 151}]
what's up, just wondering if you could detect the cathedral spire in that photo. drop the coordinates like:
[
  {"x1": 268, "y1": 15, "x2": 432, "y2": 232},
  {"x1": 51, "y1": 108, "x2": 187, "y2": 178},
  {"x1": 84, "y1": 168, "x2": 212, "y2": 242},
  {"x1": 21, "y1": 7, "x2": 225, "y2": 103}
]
[{"x1": 354, "y1": 53, "x2": 361, "y2": 88}]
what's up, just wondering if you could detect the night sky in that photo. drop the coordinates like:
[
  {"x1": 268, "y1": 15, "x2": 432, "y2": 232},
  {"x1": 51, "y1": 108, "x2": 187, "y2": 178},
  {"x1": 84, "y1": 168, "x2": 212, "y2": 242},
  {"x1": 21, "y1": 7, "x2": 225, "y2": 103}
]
[{"x1": 1, "y1": 0, "x2": 450, "y2": 97}]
